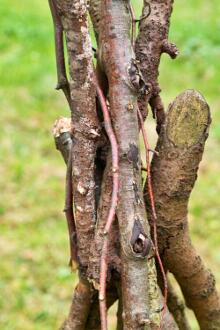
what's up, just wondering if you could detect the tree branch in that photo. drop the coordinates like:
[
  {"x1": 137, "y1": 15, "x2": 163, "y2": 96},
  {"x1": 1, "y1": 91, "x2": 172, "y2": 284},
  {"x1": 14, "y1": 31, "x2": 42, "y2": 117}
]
[
  {"x1": 135, "y1": 0, "x2": 178, "y2": 132},
  {"x1": 56, "y1": 0, "x2": 100, "y2": 270},
  {"x1": 99, "y1": 1, "x2": 159, "y2": 328},
  {"x1": 145, "y1": 89, "x2": 220, "y2": 329},
  {"x1": 48, "y1": 0, "x2": 71, "y2": 107}
]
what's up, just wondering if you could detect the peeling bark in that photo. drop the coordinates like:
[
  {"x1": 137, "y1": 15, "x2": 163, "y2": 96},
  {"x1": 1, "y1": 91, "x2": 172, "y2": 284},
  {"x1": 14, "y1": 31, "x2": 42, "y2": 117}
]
[
  {"x1": 135, "y1": 0, "x2": 178, "y2": 131},
  {"x1": 145, "y1": 90, "x2": 220, "y2": 329}
]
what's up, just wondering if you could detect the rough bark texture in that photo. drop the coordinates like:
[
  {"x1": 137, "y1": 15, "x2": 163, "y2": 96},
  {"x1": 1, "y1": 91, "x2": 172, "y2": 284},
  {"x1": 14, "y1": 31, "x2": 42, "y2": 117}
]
[
  {"x1": 135, "y1": 0, "x2": 178, "y2": 130},
  {"x1": 56, "y1": 0, "x2": 100, "y2": 270},
  {"x1": 53, "y1": 118, "x2": 120, "y2": 330},
  {"x1": 53, "y1": 118, "x2": 178, "y2": 329},
  {"x1": 145, "y1": 90, "x2": 220, "y2": 329},
  {"x1": 99, "y1": 1, "x2": 159, "y2": 329}
]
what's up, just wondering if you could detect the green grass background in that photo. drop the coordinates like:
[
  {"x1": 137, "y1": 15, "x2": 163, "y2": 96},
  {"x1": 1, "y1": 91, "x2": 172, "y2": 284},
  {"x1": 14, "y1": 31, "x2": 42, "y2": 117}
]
[{"x1": 0, "y1": 0, "x2": 219, "y2": 329}]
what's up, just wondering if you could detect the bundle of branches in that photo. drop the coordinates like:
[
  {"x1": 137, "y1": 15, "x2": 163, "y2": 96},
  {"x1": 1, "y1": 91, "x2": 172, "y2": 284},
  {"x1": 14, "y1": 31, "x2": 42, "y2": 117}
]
[{"x1": 49, "y1": 0, "x2": 220, "y2": 329}]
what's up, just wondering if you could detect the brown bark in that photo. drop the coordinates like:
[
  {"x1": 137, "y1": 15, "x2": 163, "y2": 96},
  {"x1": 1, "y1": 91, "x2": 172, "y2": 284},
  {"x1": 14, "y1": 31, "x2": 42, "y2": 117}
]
[
  {"x1": 135, "y1": 0, "x2": 178, "y2": 131},
  {"x1": 145, "y1": 90, "x2": 220, "y2": 329},
  {"x1": 53, "y1": 118, "x2": 120, "y2": 330},
  {"x1": 56, "y1": 0, "x2": 100, "y2": 270},
  {"x1": 99, "y1": 1, "x2": 159, "y2": 329}
]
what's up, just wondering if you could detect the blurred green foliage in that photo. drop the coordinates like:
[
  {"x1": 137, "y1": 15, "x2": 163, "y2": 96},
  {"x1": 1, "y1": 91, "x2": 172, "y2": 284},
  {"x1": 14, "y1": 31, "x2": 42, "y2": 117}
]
[{"x1": 0, "y1": 0, "x2": 219, "y2": 329}]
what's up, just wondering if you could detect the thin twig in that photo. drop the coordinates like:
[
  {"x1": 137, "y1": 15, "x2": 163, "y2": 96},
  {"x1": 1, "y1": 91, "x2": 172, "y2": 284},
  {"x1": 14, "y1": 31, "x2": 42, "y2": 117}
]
[
  {"x1": 135, "y1": 2, "x2": 151, "y2": 23},
  {"x1": 94, "y1": 73, "x2": 119, "y2": 330},
  {"x1": 48, "y1": 0, "x2": 71, "y2": 107},
  {"x1": 128, "y1": 2, "x2": 136, "y2": 48},
  {"x1": 64, "y1": 144, "x2": 78, "y2": 271},
  {"x1": 137, "y1": 107, "x2": 167, "y2": 327},
  {"x1": 128, "y1": 2, "x2": 151, "y2": 49}
]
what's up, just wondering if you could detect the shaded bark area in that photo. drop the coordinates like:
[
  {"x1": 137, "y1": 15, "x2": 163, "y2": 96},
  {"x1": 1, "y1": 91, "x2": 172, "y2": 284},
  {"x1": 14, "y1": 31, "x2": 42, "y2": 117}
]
[
  {"x1": 145, "y1": 90, "x2": 220, "y2": 329},
  {"x1": 99, "y1": 1, "x2": 159, "y2": 328},
  {"x1": 88, "y1": 153, "x2": 121, "y2": 285},
  {"x1": 85, "y1": 274, "x2": 120, "y2": 330},
  {"x1": 135, "y1": 0, "x2": 178, "y2": 131}
]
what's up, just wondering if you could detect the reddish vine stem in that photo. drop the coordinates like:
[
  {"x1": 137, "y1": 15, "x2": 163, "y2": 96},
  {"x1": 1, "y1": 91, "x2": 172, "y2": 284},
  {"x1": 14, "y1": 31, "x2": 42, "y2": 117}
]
[
  {"x1": 137, "y1": 107, "x2": 167, "y2": 326},
  {"x1": 94, "y1": 74, "x2": 119, "y2": 330}
]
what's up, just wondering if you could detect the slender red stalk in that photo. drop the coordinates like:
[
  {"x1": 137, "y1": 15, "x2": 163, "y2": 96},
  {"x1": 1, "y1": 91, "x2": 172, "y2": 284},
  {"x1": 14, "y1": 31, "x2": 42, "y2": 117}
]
[
  {"x1": 94, "y1": 74, "x2": 119, "y2": 330},
  {"x1": 137, "y1": 107, "x2": 167, "y2": 327}
]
